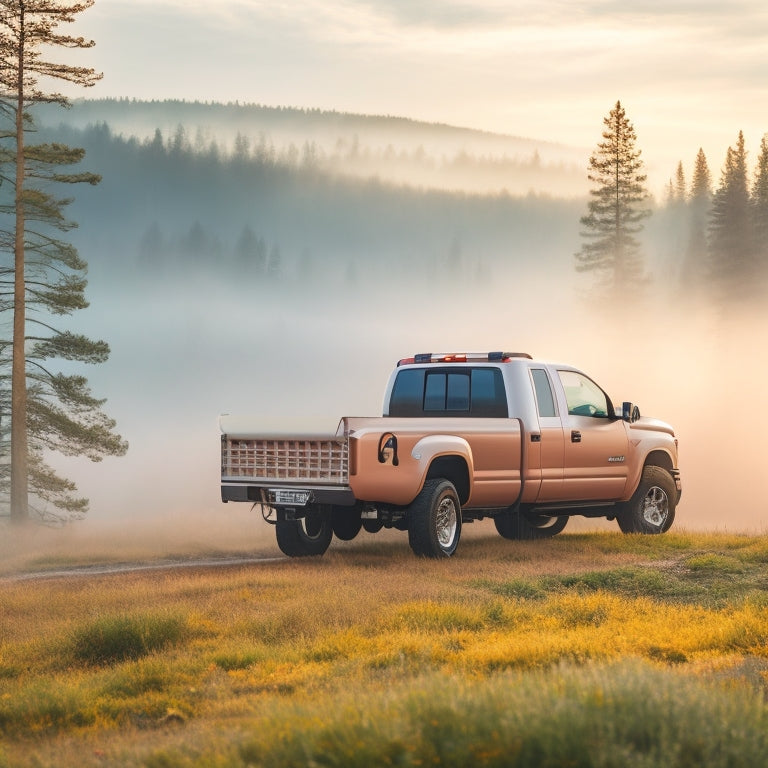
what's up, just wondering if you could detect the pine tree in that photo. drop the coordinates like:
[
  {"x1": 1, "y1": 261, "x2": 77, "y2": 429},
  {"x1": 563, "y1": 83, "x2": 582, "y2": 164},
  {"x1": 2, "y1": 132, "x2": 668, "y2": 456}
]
[
  {"x1": 663, "y1": 178, "x2": 675, "y2": 205},
  {"x1": 690, "y1": 148, "x2": 712, "y2": 200},
  {"x1": 708, "y1": 131, "x2": 755, "y2": 298},
  {"x1": 0, "y1": 0, "x2": 127, "y2": 523},
  {"x1": 234, "y1": 225, "x2": 266, "y2": 274},
  {"x1": 674, "y1": 161, "x2": 686, "y2": 202},
  {"x1": 680, "y1": 148, "x2": 712, "y2": 288},
  {"x1": 575, "y1": 101, "x2": 651, "y2": 294},
  {"x1": 753, "y1": 134, "x2": 768, "y2": 274}
]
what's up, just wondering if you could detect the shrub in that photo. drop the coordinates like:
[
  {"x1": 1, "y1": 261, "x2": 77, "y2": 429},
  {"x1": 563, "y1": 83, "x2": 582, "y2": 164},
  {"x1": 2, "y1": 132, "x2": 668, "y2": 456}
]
[{"x1": 70, "y1": 612, "x2": 187, "y2": 666}]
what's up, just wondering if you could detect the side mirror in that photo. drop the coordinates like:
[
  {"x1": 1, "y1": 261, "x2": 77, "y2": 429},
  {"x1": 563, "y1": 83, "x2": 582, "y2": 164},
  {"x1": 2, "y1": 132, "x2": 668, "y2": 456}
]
[{"x1": 622, "y1": 402, "x2": 641, "y2": 423}]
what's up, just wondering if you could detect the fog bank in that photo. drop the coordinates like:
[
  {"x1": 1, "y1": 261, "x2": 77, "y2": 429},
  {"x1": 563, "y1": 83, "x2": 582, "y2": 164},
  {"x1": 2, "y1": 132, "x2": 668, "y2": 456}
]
[{"x1": 46, "y1": 271, "x2": 768, "y2": 541}]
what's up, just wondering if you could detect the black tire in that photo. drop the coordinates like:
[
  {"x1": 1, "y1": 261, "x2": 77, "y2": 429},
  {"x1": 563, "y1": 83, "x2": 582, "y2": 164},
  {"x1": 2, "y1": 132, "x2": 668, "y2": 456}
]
[
  {"x1": 407, "y1": 479, "x2": 462, "y2": 558},
  {"x1": 275, "y1": 507, "x2": 333, "y2": 556},
  {"x1": 617, "y1": 465, "x2": 676, "y2": 534},
  {"x1": 331, "y1": 507, "x2": 363, "y2": 541},
  {"x1": 494, "y1": 507, "x2": 568, "y2": 540}
]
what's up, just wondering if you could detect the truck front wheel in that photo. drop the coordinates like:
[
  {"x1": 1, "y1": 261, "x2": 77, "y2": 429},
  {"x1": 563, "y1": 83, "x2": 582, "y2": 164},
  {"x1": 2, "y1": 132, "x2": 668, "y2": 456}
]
[
  {"x1": 408, "y1": 479, "x2": 461, "y2": 558},
  {"x1": 275, "y1": 507, "x2": 333, "y2": 556},
  {"x1": 617, "y1": 466, "x2": 676, "y2": 534}
]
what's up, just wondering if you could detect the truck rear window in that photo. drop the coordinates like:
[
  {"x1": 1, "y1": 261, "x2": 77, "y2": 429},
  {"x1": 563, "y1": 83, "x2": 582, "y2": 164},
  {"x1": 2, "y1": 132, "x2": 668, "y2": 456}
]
[{"x1": 389, "y1": 367, "x2": 508, "y2": 417}]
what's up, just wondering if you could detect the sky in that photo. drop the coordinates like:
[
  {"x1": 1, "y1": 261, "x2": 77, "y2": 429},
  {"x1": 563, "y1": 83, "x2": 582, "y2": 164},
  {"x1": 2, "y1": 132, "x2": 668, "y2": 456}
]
[{"x1": 62, "y1": 0, "x2": 768, "y2": 192}]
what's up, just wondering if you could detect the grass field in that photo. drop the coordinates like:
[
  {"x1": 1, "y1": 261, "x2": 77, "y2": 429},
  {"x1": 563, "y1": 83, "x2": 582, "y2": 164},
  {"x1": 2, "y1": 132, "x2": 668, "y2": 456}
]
[{"x1": 2, "y1": 525, "x2": 768, "y2": 766}]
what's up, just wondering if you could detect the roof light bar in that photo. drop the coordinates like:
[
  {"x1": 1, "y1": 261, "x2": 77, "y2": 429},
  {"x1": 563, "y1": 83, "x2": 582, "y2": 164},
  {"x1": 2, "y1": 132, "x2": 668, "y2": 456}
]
[{"x1": 397, "y1": 352, "x2": 532, "y2": 366}]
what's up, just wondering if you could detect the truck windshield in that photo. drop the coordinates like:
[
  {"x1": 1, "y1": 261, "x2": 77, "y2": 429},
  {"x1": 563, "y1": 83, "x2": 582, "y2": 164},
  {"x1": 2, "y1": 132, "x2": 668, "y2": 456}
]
[{"x1": 389, "y1": 367, "x2": 508, "y2": 417}]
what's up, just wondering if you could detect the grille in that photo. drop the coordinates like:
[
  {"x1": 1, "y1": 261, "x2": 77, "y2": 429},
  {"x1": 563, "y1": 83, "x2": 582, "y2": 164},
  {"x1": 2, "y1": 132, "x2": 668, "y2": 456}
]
[{"x1": 222, "y1": 438, "x2": 349, "y2": 484}]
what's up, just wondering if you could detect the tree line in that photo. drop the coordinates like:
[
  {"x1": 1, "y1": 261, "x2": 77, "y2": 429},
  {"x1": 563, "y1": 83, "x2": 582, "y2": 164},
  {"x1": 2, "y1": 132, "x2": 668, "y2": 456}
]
[
  {"x1": 576, "y1": 100, "x2": 768, "y2": 305},
  {"x1": 676, "y1": 132, "x2": 768, "y2": 300},
  {"x1": 39, "y1": 120, "x2": 582, "y2": 289}
]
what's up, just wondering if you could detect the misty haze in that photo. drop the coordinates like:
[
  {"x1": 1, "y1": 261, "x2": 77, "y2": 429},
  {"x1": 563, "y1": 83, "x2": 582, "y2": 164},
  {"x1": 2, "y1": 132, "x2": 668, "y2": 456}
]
[{"x1": 5, "y1": 99, "x2": 767, "y2": 541}]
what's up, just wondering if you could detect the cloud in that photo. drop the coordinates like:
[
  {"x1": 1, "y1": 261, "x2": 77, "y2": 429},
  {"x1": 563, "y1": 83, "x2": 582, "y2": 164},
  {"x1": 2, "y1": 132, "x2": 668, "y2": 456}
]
[{"x1": 351, "y1": 0, "x2": 514, "y2": 29}]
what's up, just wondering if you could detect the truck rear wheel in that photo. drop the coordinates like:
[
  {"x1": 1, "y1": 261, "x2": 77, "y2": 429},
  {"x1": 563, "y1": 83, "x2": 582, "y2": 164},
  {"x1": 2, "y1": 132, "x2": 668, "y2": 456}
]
[
  {"x1": 408, "y1": 479, "x2": 461, "y2": 558},
  {"x1": 494, "y1": 508, "x2": 568, "y2": 540},
  {"x1": 275, "y1": 507, "x2": 333, "y2": 556},
  {"x1": 617, "y1": 465, "x2": 676, "y2": 534}
]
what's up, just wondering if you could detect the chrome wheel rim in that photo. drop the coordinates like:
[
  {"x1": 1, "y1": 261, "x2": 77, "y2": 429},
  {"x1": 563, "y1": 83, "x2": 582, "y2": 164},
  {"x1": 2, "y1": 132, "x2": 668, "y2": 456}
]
[
  {"x1": 436, "y1": 496, "x2": 458, "y2": 548},
  {"x1": 642, "y1": 486, "x2": 669, "y2": 528},
  {"x1": 302, "y1": 515, "x2": 324, "y2": 539},
  {"x1": 530, "y1": 515, "x2": 559, "y2": 529}
]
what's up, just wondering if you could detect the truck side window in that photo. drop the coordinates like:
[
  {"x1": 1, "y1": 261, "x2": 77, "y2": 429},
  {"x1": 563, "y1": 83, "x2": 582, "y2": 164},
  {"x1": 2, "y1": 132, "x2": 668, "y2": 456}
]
[
  {"x1": 471, "y1": 368, "x2": 508, "y2": 417},
  {"x1": 531, "y1": 368, "x2": 556, "y2": 417},
  {"x1": 558, "y1": 370, "x2": 610, "y2": 417}
]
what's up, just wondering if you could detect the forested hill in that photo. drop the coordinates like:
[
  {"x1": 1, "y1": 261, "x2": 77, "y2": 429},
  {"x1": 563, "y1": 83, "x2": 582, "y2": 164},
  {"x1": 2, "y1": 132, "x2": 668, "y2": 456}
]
[
  {"x1": 31, "y1": 103, "x2": 587, "y2": 295},
  {"x1": 34, "y1": 99, "x2": 587, "y2": 197}
]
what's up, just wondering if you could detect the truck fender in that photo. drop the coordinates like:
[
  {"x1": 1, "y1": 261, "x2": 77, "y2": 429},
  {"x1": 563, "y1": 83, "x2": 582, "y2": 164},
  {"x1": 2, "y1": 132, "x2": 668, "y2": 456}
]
[
  {"x1": 624, "y1": 448, "x2": 678, "y2": 502},
  {"x1": 411, "y1": 435, "x2": 473, "y2": 504}
]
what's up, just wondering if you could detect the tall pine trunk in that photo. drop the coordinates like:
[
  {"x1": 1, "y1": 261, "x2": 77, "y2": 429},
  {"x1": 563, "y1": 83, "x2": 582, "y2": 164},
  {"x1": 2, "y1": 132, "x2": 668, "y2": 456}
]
[
  {"x1": 10, "y1": 17, "x2": 27, "y2": 523},
  {"x1": 2, "y1": 1, "x2": 125, "y2": 524}
]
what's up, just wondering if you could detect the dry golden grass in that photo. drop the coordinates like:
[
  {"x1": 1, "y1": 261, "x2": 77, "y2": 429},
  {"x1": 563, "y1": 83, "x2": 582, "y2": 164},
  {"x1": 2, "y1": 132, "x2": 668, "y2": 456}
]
[{"x1": 2, "y1": 525, "x2": 768, "y2": 766}]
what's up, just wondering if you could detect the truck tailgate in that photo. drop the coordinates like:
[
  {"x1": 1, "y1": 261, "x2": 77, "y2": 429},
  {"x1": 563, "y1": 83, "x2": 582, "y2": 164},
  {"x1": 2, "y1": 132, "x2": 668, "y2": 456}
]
[{"x1": 221, "y1": 434, "x2": 349, "y2": 485}]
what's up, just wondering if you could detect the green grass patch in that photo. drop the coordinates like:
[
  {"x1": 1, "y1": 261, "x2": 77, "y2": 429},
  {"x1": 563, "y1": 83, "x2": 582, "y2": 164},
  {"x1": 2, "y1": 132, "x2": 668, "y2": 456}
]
[
  {"x1": 0, "y1": 658, "x2": 198, "y2": 737},
  {"x1": 472, "y1": 577, "x2": 548, "y2": 601},
  {"x1": 554, "y1": 565, "x2": 694, "y2": 601},
  {"x1": 0, "y1": 678, "x2": 95, "y2": 736},
  {"x1": 69, "y1": 612, "x2": 188, "y2": 666},
  {"x1": 685, "y1": 552, "x2": 745, "y2": 573},
  {"x1": 476, "y1": 555, "x2": 768, "y2": 610}
]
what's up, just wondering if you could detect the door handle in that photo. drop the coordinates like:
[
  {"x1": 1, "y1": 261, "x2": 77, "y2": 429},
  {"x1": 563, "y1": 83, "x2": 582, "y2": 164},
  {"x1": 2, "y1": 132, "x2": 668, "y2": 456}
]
[{"x1": 571, "y1": 430, "x2": 582, "y2": 443}]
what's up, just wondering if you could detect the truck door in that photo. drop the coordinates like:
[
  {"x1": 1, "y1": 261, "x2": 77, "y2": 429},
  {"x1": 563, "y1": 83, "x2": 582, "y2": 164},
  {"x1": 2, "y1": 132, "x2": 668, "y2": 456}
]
[
  {"x1": 556, "y1": 369, "x2": 629, "y2": 501},
  {"x1": 528, "y1": 367, "x2": 567, "y2": 502}
]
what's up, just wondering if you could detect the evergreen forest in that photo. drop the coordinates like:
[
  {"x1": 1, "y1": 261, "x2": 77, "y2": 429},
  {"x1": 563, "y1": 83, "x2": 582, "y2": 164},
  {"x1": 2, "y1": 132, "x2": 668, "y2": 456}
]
[
  {"x1": 35, "y1": 104, "x2": 585, "y2": 297},
  {"x1": 2, "y1": 98, "x2": 765, "y2": 524},
  {"x1": 32, "y1": 100, "x2": 767, "y2": 309}
]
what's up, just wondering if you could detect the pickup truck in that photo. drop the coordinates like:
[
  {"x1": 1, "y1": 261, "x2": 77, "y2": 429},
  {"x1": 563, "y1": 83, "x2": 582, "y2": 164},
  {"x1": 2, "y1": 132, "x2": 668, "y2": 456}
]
[{"x1": 221, "y1": 352, "x2": 681, "y2": 558}]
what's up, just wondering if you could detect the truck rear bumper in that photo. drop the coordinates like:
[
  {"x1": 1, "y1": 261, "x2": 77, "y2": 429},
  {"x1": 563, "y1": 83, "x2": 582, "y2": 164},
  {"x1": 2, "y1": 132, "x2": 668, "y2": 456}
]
[{"x1": 221, "y1": 483, "x2": 357, "y2": 507}]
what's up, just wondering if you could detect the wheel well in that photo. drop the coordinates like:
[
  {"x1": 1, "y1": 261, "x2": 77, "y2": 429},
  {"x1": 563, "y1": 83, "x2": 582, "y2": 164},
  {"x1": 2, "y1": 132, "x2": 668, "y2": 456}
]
[
  {"x1": 645, "y1": 450, "x2": 673, "y2": 472},
  {"x1": 426, "y1": 456, "x2": 470, "y2": 504}
]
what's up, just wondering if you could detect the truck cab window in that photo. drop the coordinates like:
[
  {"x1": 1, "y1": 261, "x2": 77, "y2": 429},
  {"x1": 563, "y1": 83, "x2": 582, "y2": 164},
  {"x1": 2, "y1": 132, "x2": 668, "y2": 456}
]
[
  {"x1": 389, "y1": 369, "x2": 425, "y2": 416},
  {"x1": 424, "y1": 373, "x2": 448, "y2": 410},
  {"x1": 447, "y1": 373, "x2": 470, "y2": 410},
  {"x1": 426, "y1": 372, "x2": 470, "y2": 411},
  {"x1": 531, "y1": 368, "x2": 557, "y2": 417},
  {"x1": 558, "y1": 370, "x2": 610, "y2": 417},
  {"x1": 470, "y1": 368, "x2": 508, "y2": 416},
  {"x1": 389, "y1": 367, "x2": 507, "y2": 417}
]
